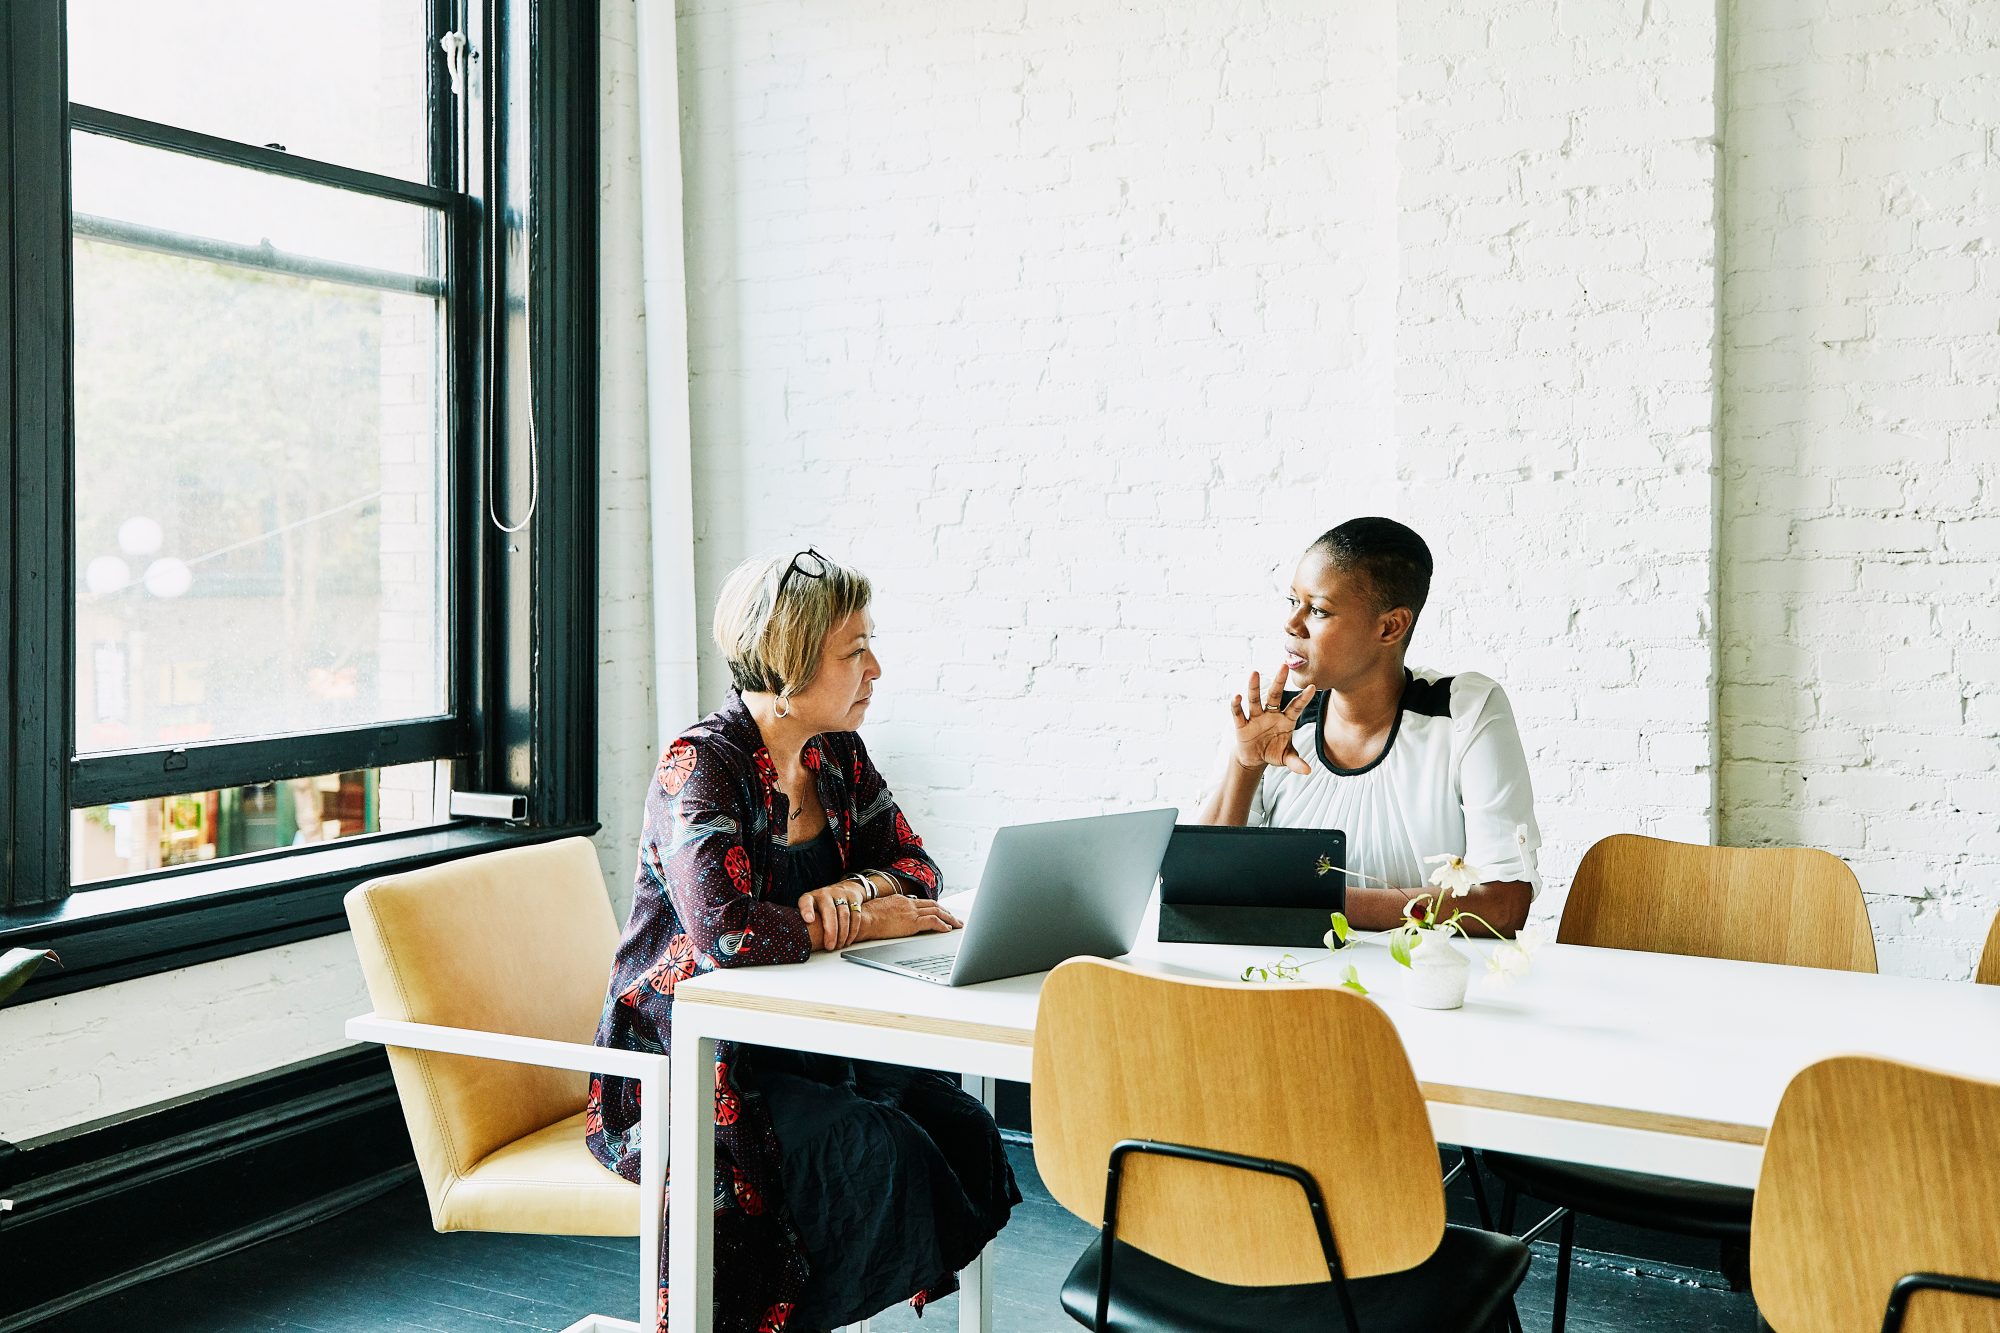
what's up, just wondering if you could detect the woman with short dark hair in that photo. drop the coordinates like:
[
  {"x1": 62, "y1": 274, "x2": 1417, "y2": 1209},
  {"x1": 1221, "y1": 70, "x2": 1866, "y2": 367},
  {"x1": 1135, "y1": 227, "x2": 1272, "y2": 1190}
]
[
  {"x1": 589, "y1": 548, "x2": 1019, "y2": 1333},
  {"x1": 1196, "y1": 517, "x2": 1542, "y2": 935}
]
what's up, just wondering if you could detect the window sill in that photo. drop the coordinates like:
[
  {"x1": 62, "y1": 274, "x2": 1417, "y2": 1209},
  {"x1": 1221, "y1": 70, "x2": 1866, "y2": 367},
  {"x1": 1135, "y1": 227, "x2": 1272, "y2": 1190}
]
[{"x1": 0, "y1": 821, "x2": 601, "y2": 1005}]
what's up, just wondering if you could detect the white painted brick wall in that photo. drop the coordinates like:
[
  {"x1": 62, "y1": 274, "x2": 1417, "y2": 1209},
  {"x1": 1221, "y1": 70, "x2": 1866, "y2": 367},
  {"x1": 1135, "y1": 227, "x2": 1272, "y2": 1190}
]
[
  {"x1": 679, "y1": 0, "x2": 1401, "y2": 878},
  {"x1": 1396, "y1": 0, "x2": 1723, "y2": 920},
  {"x1": 677, "y1": 0, "x2": 1996, "y2": 977},
  {"x1": 0, "y1": 0, "x2": 659, "y2": 1142},
  {"x1": 0, "y1": 934, "x2": 372, "y2": 1144},
  {"x1": 1718, "y1": 0, "x2": 2000, "y2": 980}
]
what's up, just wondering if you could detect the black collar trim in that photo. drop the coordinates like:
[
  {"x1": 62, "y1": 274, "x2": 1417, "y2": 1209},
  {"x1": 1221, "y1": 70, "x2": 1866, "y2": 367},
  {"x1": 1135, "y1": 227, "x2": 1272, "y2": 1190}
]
[{"x1": 1303, "y1": 670, "x2": 1455, "y2": 777}]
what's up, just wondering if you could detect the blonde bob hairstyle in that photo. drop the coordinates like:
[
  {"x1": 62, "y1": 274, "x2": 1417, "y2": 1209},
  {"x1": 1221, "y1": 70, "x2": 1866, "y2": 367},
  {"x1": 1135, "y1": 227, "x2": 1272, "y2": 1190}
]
[{"x1": 712, "y1": 550, "x2": 873, "y2": 701}]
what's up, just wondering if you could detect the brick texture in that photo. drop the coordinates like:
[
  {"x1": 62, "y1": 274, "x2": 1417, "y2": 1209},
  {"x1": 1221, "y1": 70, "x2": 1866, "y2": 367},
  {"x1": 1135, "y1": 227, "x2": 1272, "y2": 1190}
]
[
  {"x1": 1718, "y1": 0, "x2": 2000, "y2": 978},
  {"x1": 679, "y1": 0, "x2": 1400, "y2": 877},
  {"x1": 1396, "y1": 0, "x2": 1723, "y2": 913}
]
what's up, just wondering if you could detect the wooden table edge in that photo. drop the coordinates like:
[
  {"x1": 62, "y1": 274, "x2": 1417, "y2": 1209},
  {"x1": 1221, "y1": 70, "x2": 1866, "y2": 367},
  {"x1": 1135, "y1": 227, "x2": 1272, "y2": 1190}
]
[
  {"x1": 1421, "y1": 1082, "x2": 1768, "y2": 1146},
  {"x1": 674, "y1": 986, "x2": 1036, "y2": 1048},
  {"x1": 674, "y1": 989, "x2": 1770, "y2": 1146}
]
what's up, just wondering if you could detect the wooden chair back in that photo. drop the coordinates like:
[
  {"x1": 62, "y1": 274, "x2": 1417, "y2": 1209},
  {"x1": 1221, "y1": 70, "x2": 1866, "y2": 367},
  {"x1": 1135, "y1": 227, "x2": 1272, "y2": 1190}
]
[
  {"x1": 1976, "y1": 909, "x2": 2000, "y2": 987},
  {"x1": 1031, "y1": 958, "x2": 1444, "y2": 1286},
  {"x1": 1753, "y1": 1055, "x2": 2000, "y2": 1332},
  {"x1": 1558, "y1": 834, "x2": 1876, "y2": 972}
]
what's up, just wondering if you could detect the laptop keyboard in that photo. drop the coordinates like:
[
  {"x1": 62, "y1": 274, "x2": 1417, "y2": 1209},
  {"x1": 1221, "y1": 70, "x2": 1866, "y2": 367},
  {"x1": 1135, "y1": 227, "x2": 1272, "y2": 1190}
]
[{"x1": 895, "y1": 952, "x2": 958, "y2": 979}]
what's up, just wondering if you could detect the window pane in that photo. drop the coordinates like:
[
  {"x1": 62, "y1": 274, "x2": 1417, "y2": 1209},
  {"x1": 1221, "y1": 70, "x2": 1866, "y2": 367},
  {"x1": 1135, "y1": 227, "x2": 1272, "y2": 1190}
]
[
  {"x1": 72, "y1": 133, "x2": 434, "y2": 278},
  {"x1": 73, "y1": 140, "x2": 450, "y2": 754},
  {"x1": 68, "y1": 0, "x2": 432, "y2": 182},
  {"x1": 70, "y1": 762, "x2": 450, "y2": 885}
]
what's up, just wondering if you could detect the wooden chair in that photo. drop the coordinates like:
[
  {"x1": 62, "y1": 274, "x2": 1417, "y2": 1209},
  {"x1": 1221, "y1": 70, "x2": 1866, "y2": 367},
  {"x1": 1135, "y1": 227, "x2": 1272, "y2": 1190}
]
[
  {"x1": 344, "y1": 836, "x2": 661, "y2": 1333},
  {"x1": 1976, "y1": 908, "x2": 2000, "y2": 987},
  {"x1": 1032, "y1": 957, "x2": 1529, "y2": 1332},
  {"x1": 1482, "y1": 833, "x2": 1876, "y2": 1332},
  {"x1": 1554, "y1": 833, "x2": 1876, "y2": 971},
  {"x1": 1752, "y1": 1055, "x2": 2000, "y2": 1332}
]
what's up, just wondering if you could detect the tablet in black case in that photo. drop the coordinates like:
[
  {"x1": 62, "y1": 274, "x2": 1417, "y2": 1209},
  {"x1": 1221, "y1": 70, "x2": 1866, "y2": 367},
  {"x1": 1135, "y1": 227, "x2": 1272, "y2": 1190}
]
[{"x1": 1157, "y1": 825, "x2": 1347, "y2": 948}]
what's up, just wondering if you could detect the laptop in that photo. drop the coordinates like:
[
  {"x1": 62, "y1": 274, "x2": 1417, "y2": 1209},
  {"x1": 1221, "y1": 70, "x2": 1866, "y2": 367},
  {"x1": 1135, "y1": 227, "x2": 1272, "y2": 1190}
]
[
  {"x1": 843, "y1": 807, "x2": 1179, "y2": 986},
  {"x1": 1157, "y1": 824, "x2": 1346, "y2": 948}
]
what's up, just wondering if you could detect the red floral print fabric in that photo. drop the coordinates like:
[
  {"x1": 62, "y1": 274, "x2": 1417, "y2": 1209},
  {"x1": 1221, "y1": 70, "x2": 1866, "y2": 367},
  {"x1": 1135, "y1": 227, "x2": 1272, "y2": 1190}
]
[{"x1": 586, "y1": 690, "x2": 944, "y2": 1332}]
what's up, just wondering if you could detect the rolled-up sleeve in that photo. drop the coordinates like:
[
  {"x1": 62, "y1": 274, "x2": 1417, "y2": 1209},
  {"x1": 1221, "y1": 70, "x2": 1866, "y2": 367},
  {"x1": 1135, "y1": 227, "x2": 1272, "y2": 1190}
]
[
  {"x1": 1454, "y1": 679, "x2": 1543, "y2": 897},
  {"x1": 843, "y1": 735, "x2": 944, "y2": 898}
]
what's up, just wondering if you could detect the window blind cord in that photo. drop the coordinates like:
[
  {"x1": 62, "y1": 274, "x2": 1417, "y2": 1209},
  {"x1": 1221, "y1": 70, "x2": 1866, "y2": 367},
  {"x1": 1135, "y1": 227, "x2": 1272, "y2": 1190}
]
[{"x1": 442, "y1": 29, "x2": 538, "y2": 537}]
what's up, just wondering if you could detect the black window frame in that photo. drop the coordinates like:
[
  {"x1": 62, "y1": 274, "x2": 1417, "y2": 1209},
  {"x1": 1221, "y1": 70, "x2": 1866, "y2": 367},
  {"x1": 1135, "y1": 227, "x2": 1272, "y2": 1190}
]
[{"x1": 0, "y1": 0, "x2": 599, "y2": 1002}]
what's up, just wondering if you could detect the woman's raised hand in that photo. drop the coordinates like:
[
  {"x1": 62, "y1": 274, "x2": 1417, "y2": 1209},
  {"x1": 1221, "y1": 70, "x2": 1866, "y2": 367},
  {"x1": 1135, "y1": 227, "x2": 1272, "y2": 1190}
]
[
  {"x1": 855, "y1": 894, "x2": 962, "y2": 944},
  {"x1": 1229, "y1": 664, "x2": 1317, "y2": 775}
]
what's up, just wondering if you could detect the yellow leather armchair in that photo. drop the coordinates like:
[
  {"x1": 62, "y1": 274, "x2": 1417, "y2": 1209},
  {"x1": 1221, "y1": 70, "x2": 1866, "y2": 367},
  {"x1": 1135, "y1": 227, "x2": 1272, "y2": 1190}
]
[{"x1": 344, "y1": 836, "x2": 664, "y2": 1333}]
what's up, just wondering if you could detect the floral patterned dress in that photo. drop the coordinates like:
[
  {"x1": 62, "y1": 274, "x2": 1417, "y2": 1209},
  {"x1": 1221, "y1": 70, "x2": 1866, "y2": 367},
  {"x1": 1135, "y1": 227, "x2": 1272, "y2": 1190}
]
[{"x1": 588, "y1": 690, "x2": 1010, "y2": 1333}]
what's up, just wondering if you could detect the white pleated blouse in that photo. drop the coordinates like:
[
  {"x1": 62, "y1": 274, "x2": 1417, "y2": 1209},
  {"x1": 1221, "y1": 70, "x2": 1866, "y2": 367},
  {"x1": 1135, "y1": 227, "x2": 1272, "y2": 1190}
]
[{"x1": 1243, "y1": 668, "x2": 1543, "y2": 898}]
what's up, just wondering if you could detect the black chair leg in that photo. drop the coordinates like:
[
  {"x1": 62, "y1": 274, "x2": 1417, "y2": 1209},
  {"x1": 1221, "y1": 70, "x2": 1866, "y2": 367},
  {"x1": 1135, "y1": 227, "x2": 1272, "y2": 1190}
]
[
  {"x1": 1551, "y1": 1209, "x2": 1577, "y2": 1333},
  {"x1": 1461, "y1": 1149, "x2": 1497, "y2": 1231},
  {"x1": 1719, "y1": 1237, "x2": 1751, "y2": 1292},
  {"x1": 1499, "y1": 1182, "x2": 1519, "y2": 1237}
]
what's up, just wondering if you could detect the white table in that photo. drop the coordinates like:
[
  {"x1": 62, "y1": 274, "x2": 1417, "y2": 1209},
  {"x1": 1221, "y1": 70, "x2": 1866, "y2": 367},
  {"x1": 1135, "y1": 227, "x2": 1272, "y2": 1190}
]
[{"x1": 667, "y1": 928, "x2": 2000, "y2": 1333}]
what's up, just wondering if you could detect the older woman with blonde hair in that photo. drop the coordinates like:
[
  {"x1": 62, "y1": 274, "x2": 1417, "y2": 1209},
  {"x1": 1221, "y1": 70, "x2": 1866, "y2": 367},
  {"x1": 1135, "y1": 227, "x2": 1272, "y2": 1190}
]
[{"x1": 588, "y1": 548, "x2": 1018, "y2": 1333}]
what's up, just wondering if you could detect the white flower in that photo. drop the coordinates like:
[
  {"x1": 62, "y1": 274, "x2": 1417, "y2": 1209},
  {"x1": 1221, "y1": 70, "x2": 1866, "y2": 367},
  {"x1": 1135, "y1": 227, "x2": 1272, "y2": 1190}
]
[
  {"x1": 1485, "y1": 925, "x2": 1546, "y2": 986},
  {"x1": 1486, "y1": 942, "x2": 1533, "y2": 984},
  {"x1": 1424, "y1": 853, "x2": 1481, "y2": 898},
  {"x1": 1404, "y1": 896, "x2": 1432, "y2": 922}
]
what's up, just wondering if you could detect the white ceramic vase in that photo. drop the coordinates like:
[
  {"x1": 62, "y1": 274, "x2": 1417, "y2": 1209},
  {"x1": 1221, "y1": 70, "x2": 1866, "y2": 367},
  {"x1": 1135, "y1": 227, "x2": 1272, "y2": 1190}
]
[{"x1": 1405, "y1": 930, "x2": 1471, "y2": 1010}]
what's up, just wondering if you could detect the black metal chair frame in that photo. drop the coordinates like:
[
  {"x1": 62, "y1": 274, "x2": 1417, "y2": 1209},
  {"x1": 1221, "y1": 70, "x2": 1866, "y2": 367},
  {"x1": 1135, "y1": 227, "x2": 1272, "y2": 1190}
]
[
  {"x1": 1092, "y1": 1137, "x2": 1519, "y2": 1333},
  {"x1": 1482, "y1": 1151, "x2": 1744, "y2": 1333},
  {"x1": 1442, "y1": 1147, "x2": 1499, "y2": 1231},
  {"x1": 1879, "y1": 1271, "x2": 2000, "y2": 1333},
  {"x1": 1492, "y1": 1167, "x2": 1583, "y2": 1333}
]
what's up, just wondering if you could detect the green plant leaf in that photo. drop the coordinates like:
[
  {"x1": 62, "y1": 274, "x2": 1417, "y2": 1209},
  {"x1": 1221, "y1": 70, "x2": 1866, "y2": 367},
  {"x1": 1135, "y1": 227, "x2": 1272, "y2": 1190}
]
[
  {"x1": 1388, "y1": 926, "x2": 1415, "y2": 968},
  {"x1": 1244, "y1": 953, "x2": 1310, "y2": 984},
  {"x1": 1326, "y1": 912, "x2": 1351, "y2": 948},
  {"x1": 1338, "y1": 964, "x2": 1369, "y2": 996},
  {"x1": 0, "y1": 948, "x2": 59, "y2": 1004}
]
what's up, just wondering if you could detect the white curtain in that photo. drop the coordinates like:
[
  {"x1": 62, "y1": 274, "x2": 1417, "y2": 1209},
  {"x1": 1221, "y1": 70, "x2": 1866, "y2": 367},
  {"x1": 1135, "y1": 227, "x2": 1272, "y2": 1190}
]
[{"x1": 634, "y1": 0, "x2": 700, "y2": 737}]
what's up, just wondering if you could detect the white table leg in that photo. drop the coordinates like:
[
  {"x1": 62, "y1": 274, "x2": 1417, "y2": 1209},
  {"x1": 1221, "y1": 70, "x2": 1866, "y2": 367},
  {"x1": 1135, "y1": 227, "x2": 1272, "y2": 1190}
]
[
  {"x1": 637, "y1": 1054, "x2": 669, "y2": 1333},
  {"x1": 958, "y1": 1073, "x2": 997, "y2": 1333},
  {"x1": 669, "y1": 1032, "x2": 717, "y2": 1333}
]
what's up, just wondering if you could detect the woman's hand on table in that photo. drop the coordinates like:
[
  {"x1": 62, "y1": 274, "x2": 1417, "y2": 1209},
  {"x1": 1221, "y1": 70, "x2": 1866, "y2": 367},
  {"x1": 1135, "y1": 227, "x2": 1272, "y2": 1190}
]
[
  {"x1": 1229, "y1": 664, "x2": 1317, "y2": 775},
  {"x1": 798, "y1": 884, "x2": 869, "y2": 950},
  {"x1": 854, "y1": 894, "x2": 962, "y2": 944}
]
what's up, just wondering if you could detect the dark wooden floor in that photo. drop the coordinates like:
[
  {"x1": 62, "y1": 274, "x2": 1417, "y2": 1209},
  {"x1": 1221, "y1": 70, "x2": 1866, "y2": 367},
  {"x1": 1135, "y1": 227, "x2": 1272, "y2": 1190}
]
[{"x1": 38, "y1": 1142, "x2": 1758, "y2": 1331}]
